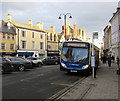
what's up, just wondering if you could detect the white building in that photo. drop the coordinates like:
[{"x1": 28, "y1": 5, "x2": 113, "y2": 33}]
[{"x1": 109, "y1": 7, "x2": 120, "y2": 59}]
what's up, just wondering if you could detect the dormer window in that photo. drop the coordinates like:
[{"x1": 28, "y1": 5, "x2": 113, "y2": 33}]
[
  {"x1": 3, "y1": 33, "x2": 6, "y2": 39},
  {"x1": 7, "y1": 34, "x2": 10, "y2": 39}
]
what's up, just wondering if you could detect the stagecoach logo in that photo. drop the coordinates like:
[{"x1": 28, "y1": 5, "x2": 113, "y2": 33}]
[{"x1": 70, "y1": 64, "x2": 79, "y2": 66}]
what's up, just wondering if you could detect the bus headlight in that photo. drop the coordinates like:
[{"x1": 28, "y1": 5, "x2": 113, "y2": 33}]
[
  {"x1": 82, "y1": 65, "x2": 89, "y2": 69},
  {"x1": 61, "y1": 63, "x2": 67, "y2": 68}
]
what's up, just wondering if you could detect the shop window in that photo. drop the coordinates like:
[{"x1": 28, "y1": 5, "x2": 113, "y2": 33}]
[{"x1": 40, "y1": 42, "x2": 43, "y2": 49}]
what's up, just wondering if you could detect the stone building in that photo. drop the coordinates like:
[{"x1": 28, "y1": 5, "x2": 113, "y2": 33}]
[
  {"x1": 103, "y1": 24, "x2": 111, "y2": 56},
  {"x1": 109, "y1": 7, "x2": 120, "y2": 59}
]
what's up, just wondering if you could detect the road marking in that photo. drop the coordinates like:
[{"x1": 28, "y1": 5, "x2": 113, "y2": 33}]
[
  {"x1": 20, "y1": 74, "x2": 44, "y2": 82},
  {"x1": 47, "y1": 77, "x2": 86, "y2": 100},
  {"x1": 51, "y1": 83, "x2": 72, "y2": 87}
]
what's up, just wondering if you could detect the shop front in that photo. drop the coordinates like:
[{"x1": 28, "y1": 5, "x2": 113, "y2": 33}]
[
  {"x1": 17, "y1": 50, "x2": 46, "y2": 58},
  {"x1": 0, "y1": 52, "x2": 17, "y2": 57},
  {"x1": 47, "y1": 50, "x2": 59, "y2": 56}
]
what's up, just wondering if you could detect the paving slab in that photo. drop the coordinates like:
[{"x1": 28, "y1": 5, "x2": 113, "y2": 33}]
[{"x1": 59, "y1": 63, "x2": 119, "y2": 100}]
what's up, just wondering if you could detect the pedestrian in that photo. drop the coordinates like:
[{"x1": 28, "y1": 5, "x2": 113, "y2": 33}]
[
  {"x1": 116, "y1": 56, "x2": 120, "y2": 74},
  {"x1": 112, "y1": 55, "x2": 115, "y2": 63},
  {"x1": 107, "y1": 55, "x2": 112, "y2": 67},
  {"x1": 103, "y1": 55, "x2": 107, "y2": 64},
  {"x1": 104, "y1": 55, "x2": 107, "y2": 63},
  {"x1": 101, "y1": 55, "x2": 103, "y2": 62},
  {"x1": 117, "y1": 56, "x2": 119, "y2": 67}
]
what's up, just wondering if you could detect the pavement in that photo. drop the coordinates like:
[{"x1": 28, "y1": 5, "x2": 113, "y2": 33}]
[{"x1": 58, "y1": 62, "x2": 119, "y2": 100}]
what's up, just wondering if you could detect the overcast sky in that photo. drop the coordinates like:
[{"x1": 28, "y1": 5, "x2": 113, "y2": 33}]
[{"x1": 1, "y1": 1, "x2": 119, "y2": 44}]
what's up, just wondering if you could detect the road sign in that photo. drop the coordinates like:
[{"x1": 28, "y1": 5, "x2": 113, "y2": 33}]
[{"x1": 93, "y1": 32, "x2": 98, "y2": 39}]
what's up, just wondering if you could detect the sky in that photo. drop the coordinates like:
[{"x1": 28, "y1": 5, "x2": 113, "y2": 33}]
[{"x1": 1, "y1": 1, "x2": 119, "y2": 45}]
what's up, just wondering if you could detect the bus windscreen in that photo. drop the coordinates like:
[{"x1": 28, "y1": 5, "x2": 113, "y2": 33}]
[{"x1": 61, "y1": 47, "x2": 89, "y2": 63}]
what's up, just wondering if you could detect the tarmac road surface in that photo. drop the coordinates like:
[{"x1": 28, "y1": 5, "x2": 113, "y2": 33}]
[{"x1": 2, "y1": 65, "x2": 84, "y2": 100}]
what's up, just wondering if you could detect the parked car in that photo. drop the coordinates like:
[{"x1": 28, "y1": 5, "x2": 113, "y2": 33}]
[
  {"x1": 27, "y1": 57, "x2": 43, "y2": 67},
  {"x1": 5, "y1": 57, "x2": 33, "y2": 71},
  {"x1": 42, "y1": 56, "x2": 60, "y2": 65},
  {"x1": 0, "y1": 57, "x2": 14, "y2": 73}
]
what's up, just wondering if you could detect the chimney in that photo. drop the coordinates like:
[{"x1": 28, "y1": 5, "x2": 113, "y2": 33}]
[
  {"x1": 73, "y1": 23, "x2": 77, "y2": 35},
  {"x1": 28, "y1": 20, "x2": 33, "y2": 26},
  {"x1": 37, "y1": 22, "x2": 43, "y2": 29},
  {"x1": 8, "y1": 14, "x2": 12, "y2": 22},
  {"x1": 67, "y1": 21, "x2": 70, "y2": 27},
  {"x1": 74, "y1": 23, "x2": 77, "y2": 29},
  {"x1": 50, "y1": 26, "x2": 55, "y2": 33}
]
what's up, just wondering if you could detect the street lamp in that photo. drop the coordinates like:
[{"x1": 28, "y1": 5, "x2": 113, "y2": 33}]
[{"x1": 58, "y1": 13, "x2": 72, "y2": 40}]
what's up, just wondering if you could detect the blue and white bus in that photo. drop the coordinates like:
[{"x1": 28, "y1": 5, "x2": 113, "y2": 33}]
[{"x1": 60, "y1": 41, "x2": 99, "y2": 74}]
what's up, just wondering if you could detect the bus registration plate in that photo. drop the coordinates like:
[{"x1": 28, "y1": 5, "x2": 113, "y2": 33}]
[{"x1": 70, "y1": 70, "x2": 77, "y2": 72}]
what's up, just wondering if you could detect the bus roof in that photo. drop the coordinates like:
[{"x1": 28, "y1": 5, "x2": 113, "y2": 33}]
[
  {"x1": 63, "y1": 40, "x2": 99, "y2": 50},
  {"x1": 64, "y1": 40, "x2": 92, "y2": 44}
]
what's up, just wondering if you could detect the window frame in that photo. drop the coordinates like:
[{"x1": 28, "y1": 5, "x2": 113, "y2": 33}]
[
  {"x1": 21, "y1": 30, "x2": 26, "y2": 37},
  {"x1": 1, "y1": 43, "x2": 6, "y2": 50},
  {"x1": 10, "y1": 44, "x2": 14, "y2": 50}
]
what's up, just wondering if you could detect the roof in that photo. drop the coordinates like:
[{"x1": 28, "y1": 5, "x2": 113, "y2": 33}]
[
  {"x1": 104, "y1": 25, "x2": 111, "y2": 32},
  {"x1": 109, "y1": 7, "x2": 120, "y2": 22},
  {"x1": 0, "y1": 20, "x2": 16, "y2": 34},
  {"x1": 11, "y1": 21, "x2": 46, "y2": 33}
]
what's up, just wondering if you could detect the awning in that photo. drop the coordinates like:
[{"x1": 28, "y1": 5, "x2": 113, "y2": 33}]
[
  {"x1": 0, "y1": 52, "x2": 17, "y2": 56},
  {"x1": 18, "y1": 52, "x2": 33, "y2": 56}
]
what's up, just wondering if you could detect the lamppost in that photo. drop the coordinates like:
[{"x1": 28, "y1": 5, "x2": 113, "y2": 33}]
[
  {"x1": 91, "y1": 31, "x2": 98, "y2": 78},
  {"x1": 58, "y1": 13, "x2": 72, "y2": 40}
]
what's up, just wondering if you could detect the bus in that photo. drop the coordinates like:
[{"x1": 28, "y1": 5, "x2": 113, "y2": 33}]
[{"x1": 60, "y1": 41, "x2": 99, "y2": 75}]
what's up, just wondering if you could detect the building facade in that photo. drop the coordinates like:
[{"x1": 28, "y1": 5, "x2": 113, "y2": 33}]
[
  {"x1": 46, "y1": 26, "x2": 59, "y2": 56},
  {"x1": 57, "y1": 21, "x2": 87, "y2": 52},
  {"x1": 103, "y1": 24, "x2": 111, "y2": 56},
  {"x1": 1, "y1": 14, "x2": 60, "y2": 57},
  {"x1": 61, "y1": 21, "x2": 87, "y2": 41},
  {"x1": 0, "y1": 20, "x2": 17, "y2": 56},
  {"x1": 109, "y1": 7, "x2": 120, "y2": 59},
  {"x1": 6, "y1": 14, "x2": 47, "y2": 57}
]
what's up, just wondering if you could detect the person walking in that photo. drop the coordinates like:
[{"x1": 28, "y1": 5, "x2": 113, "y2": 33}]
[
  {"x1": 116, "y1": 56, "x2": 120, "y2": 74},
  {"x1": 117, "y1": 56, "x2": 119, "y2": 67},
  {"x1": 103, "y1": 55, "x2": 107, "y2": 64},
  {"x1": 112, "y1": 55, "x2": 115, "y2": 63},
  {"x1": 107, "y1": 55, "x2": 112, "y2": 67}
]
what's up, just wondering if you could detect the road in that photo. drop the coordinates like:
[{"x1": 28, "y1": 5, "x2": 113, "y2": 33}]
[{"x1": 2, "y1": 65, "x2": 84, "y2": 100}]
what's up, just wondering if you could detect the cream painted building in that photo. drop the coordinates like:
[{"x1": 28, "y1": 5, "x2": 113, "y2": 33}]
[
  {"x1": 7, "y1": 14, "x2": 47, "y2": 57},
  {"x1": 46, "y1": 26, "x2": 59, "y2": 56}
]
